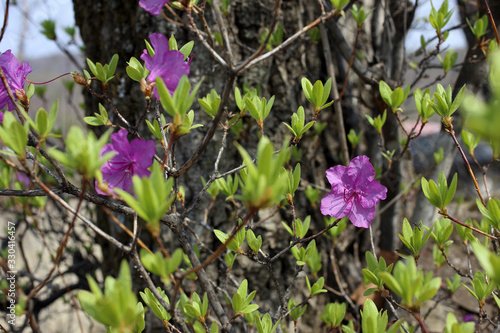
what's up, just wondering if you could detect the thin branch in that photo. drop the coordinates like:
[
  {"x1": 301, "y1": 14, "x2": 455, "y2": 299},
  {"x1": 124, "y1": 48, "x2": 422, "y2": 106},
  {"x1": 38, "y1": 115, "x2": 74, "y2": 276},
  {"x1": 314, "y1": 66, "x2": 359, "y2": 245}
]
[
  {"x1": 28, "y1": 148, "x2": 68, "y2": 186},
  {"x1": 185, "y1": 7, "x2": 229, "y2": 68},
  {"x1": 101, "y1": 207, "x2": 153, "y2": 254},
  {"x1": 235, "y1": 9, "x2": 340, "y2": 74},
  {"x1": 442, "y1": 213, "x2": 498, "y2": 241},
  {"x1": 86, "y1": 86, "x2": 131, "y2": 129},
  {"x1": 26, "y1": 181, "x2": 88, "y2": 302},
  {"x1": 235, "y1": 0, "x2": 282, "y2": 72},
  {"x1": 483, "y1": 0, "x2": 500, "y2": 45},
  {"x1": 0, "y1": 187, "x2": 57, "y2": 197},
  {"x1": 37, "y1": 180, "x2": 130, "y2": 250},
  {"x1": 169, "y1": 217, "x2": 237, "y2": 333},
  {"x1": 440, "y1": 248, "x2": 472, "y2": 279},
  {"x1": 212, "y1": 0, "x2": 236, "y2": 65},
  {"x1": 182, "y1": 125, "x2": 229, "y2": 218},
  {"x1": 0, "y1": 0, "x2": 9, "y2": 42},
  {"x1": 270, "y1": 218, "x2": 340, "y2": 263},
  {"x1": 445, "y1": 126, "x2": 485, "y2": 205},
  {"x1": 172, "y1": 72, "x2": 236, "y2": 177},
  {"x1": 329, "y1": 244, "x2": 358, "y2": 311}
]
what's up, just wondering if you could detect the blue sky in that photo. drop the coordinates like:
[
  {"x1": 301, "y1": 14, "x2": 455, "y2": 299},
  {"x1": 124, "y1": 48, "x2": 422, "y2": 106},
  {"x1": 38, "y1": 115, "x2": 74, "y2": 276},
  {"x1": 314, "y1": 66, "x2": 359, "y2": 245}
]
[
  {"x1": 0, "y1": 0, "x2": 77, "y2": 59},
  {"x1": 406, "y1": 0, "x2": 466, "y2": 51},
  {"x1": 0, "y1": 0, "x2": 466, "y2": 60}
]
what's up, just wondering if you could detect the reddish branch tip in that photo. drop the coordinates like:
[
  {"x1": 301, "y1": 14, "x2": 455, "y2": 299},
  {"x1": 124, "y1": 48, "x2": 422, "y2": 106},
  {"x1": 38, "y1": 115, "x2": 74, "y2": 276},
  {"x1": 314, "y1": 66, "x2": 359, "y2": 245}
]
[{"x1": 24, "y1": 72, "x2": 71, "y2": 85}]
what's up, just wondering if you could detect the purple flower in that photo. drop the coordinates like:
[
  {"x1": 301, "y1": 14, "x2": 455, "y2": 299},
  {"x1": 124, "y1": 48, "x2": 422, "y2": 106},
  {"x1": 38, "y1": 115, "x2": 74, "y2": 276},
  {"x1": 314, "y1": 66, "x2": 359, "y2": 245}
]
[
  {"x1": 463, "y1": 314, "x2": 476, "y2": 324},
  {"x1": 17, "y1": 173, "x2": 30, "y2": 188},
  {"x1": 139, "y1": 0, "x2": 169, "y2": 15},
  {"x1": 320, "y1": 155, "x2": 387, "y2": 228},
  {"x1": 0, "y1": 50, "x2": 32, "y2": 111},
  {"x1": 96, "y1": 129, "x2": 156, "y2": 195},
  {"x1": 141, "y1": 33, "x2": 190, "y2": 99}
]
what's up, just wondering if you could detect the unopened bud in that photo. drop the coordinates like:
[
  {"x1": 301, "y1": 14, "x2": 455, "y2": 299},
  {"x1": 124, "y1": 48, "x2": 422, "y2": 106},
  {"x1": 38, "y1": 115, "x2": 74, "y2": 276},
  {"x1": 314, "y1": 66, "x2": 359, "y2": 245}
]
[
  {"x1": 15, "y1": 89, "x2": 28, "y2": 106},
  {"x1": 140, "y1": 78, "x2": 154, "y2": 99},
  {"x1": 71, "y1": 71, "x2": 89, "y2": 86}
]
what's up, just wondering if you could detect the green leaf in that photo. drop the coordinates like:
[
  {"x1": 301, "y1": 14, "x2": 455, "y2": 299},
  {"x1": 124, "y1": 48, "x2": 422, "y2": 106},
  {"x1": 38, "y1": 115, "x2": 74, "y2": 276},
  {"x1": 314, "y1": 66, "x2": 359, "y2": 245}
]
[
  {"x1": 214, "y1": 229, "x2": 240, "y2": 253},
  {"x1": 246, "y1": 229, "x2": 262, "y2": 254},
  {"x1": 107, "y1": 54, "x2": 119, "y2": 79},
  {"x1": 450, "y1": 85, "x2": 465, "y2": 115},
  {"x1": 312, "y1": 80, "x2": 324, "y2": 108},
  {"x1": 139, "y1": 287, "x2": 171, "y2": 322},
  {"x1": 444, "y1": 173, "x2": 457, "y2": 207},
  {"x1": 301, "y1": 77, "x2": 313, "y2": 100},
  {"x1": 156, "y1": 77, "x2": 176, "y2": 116},
  {"x1": 146, "y1": 119, "x2": 162, "y2": 140},
  {"x1": 35, "y1": 108, "x2": 49, "y2": 137},
  {"x1": 379, "y1": 81, "x2": 392, "y2": 107},
  {"x1": 115, "y1": 164, "x2": 174, "y2": 232}
]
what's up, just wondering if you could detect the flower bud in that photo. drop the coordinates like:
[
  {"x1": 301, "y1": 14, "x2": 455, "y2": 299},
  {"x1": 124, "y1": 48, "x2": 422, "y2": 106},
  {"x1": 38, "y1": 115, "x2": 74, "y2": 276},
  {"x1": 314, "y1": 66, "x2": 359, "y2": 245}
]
[
  {"x1": 71, "y1": 71, "x2": 89, "y2": 86},
  {"x1": 15, "y1": 89, "x2": 28, "y2": 106},
  {"x1": 140, "y1": 78, "x2": 154, "y2": 99}
]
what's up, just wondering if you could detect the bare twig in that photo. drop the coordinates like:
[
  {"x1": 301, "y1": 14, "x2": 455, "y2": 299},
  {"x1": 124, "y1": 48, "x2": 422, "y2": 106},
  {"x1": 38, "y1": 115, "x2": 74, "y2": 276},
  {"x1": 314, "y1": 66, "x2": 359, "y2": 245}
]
[
  {"x1": 182, "y1": 125, "x2": 229, "y2": 218},
  {"x1": 483, "y1": 0, "x2": 500, "y2": 45},
  {"x1": 235, "y1": 9, "x2": 339, "y2": 74},
  {"x1": 445, "y1": 126, "x2": 485, "y2": 205},
  {"x1": 26, "y1": 181, "x2": 88, "y2": 302},
  {"x1": 185, "y1": 6, "x2": 229, "y2": 68},
  {"x1": 270, "y1": 218, "x2": 340, "y2": 263},
  {"x1": 36, "y1": 180, "x2": 130, "y2": 250},
  {"x1": 442, "y1": 213, "x2": 498, "y2": 241},
  {"x1": 172, "y1": 73, "x2": 236, "y2": 177},
  {"x1": 235, "y1": 0, "x2": 282, "y2": 72},
  {"x1": 212, "y1": 0, "x2": 236, "y2": 65},
  {"x1": 0, "y1": 0, "x2": 9, "y2": 42}
]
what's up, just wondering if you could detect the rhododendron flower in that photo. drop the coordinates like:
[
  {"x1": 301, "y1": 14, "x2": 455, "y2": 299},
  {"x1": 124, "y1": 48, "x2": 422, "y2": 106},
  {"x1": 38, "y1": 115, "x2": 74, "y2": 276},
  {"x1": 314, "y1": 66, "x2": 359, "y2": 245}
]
[
  {"x1": 0, "y1": 50, "x2": 32, "y2": 111},
  {"x1": 321, "y1": 155, "x2": 387, "y2": 228},
  {"x1": 17, "y1": 173, "x2": 30, "y2": 188},
  {"x1": 141, "y1": 33, "x2": 190, "y2": 99},
  {"x1": 97, "y1": 129, "x2": 156, "y2": 195},
  {"x1": 463, "y1": 314, "x2": 476, "y2": 324},
  {"x1": 139, "y1": 0, "x2": 169, "y2": 15}
]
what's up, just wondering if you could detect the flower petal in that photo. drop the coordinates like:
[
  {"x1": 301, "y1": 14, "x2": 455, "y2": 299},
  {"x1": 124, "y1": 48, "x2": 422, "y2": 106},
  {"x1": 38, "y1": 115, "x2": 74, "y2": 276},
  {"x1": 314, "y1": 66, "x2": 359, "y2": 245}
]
[
  {"x1": 358, "y1": 180, "x2": 387, "y2": 208},
  {"x1": 130, "y1": 137, "x2": 155, "y2": 176},
  {"x1": 0, "y1": 50, "x2": 32, "y2": 110},
  {"x1": 139, "y1": 0, "x2": 169, "y2": 15},
  {"x1": 348, "y1": 202, "x2": 375, "y2": 228},
  {"x1": 141, "y1": 33, "x2": 190, "y2": 98},
  {"x1": 347, "y1": 155, "x2": 375, "y2": 186},
  {"x1": 109, "y1": 129, "x2": 132, "y2": 157},
  {"x1": 153, "y1": 51, "x2": 190, "y2": 95},
  {"x1": 102, "y1": 165, "x2": 133, "y2": 192},
  {"x1": 320, "y1": 191, "x2": 352, "y2": 219},
  {"x1": 325, "y1": 164, "x2": 349, "y2": 194}
]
